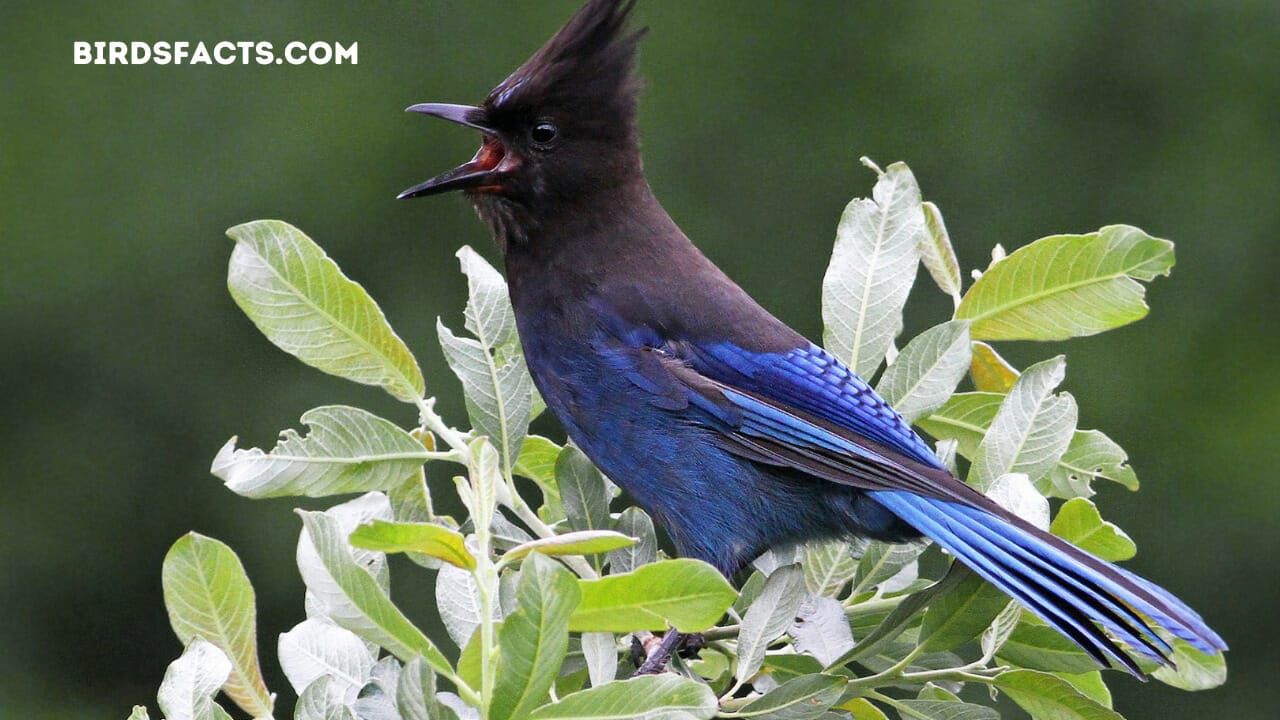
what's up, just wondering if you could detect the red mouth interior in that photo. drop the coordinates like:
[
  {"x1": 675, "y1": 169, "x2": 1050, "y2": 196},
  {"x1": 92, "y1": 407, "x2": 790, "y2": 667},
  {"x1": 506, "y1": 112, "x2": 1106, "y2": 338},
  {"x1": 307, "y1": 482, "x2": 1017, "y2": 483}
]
[{"x1": 475, "y1": 135, "x2": 505, "y2": 171}]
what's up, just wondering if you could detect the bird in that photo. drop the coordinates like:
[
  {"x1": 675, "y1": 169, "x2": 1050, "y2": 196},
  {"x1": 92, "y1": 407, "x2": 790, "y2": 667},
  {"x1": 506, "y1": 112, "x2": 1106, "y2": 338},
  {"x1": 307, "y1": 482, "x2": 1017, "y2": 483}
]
[{"x1": 398, "y1": 0, "x2": 1225, "y2": 677}]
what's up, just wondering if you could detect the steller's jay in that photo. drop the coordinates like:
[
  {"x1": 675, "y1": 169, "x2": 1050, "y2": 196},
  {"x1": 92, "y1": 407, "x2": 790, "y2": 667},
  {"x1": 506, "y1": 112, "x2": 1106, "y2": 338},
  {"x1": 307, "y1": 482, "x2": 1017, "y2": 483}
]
[{"x1": 399, "y1": 0, "x2": 1225, "y2": 676}]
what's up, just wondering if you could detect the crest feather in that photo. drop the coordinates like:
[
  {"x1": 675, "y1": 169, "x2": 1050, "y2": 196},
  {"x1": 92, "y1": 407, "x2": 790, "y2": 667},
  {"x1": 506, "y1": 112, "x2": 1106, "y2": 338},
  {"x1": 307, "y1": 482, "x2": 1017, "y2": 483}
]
[{"x1": 487, "y1": 0, "x2": 647, "y2": 138}]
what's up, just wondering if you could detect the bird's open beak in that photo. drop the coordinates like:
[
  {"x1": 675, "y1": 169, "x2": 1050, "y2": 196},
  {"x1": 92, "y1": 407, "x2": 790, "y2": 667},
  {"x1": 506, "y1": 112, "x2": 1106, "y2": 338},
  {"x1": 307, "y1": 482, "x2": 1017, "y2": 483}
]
[{"x1": 398, "y1": 103, "x2": 515, "y2": 199}]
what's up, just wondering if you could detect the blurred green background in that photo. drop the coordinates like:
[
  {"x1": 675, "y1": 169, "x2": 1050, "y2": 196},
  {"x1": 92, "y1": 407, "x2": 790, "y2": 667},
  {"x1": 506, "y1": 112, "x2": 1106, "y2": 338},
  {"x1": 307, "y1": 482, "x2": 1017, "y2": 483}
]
[{"x1": 2, "y1": 1, "x2": 1276, "y2": 717}]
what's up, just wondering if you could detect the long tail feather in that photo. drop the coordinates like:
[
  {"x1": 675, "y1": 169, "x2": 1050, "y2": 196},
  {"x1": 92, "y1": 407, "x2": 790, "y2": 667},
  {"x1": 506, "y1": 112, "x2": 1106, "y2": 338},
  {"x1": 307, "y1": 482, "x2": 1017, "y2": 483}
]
[{"x1": 871, "y1": 490, "x2": 1227, "y2": 676}]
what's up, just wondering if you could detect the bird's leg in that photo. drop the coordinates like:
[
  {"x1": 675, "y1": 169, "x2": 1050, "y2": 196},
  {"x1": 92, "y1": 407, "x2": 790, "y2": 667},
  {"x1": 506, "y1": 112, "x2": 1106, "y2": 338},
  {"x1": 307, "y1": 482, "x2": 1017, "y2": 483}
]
[{"x1": 634, "y1": 628, "x2": 688, "y2": 675}]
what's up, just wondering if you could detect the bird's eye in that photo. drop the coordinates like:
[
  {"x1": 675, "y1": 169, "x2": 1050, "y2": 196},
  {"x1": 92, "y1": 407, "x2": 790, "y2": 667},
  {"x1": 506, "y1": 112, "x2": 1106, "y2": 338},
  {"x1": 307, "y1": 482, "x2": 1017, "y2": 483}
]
[{"x1": 530, "y1": 122, "x2": 559, "y2": 146}]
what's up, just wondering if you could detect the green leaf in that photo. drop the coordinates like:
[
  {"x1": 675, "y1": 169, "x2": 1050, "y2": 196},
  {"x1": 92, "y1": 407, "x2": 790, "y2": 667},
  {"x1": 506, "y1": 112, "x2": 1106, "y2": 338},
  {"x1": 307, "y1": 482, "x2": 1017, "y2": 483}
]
[
  {"x1": 995, "y1": 669, "x2": 1123, "y2": 720},
  {"x1": 893, "y1": 699, "x2": 998, "y2": 720},
  {"x1": 917, "y1": 392, "x2": 1005, "y2": 459},
  {"x1": 557, "y1": 446, "x2": 611, "y2": 534},
  {"x1": 834, "y1": 565, "x2": 968, "y2": 665},
  {"x1": 570, "y1": 559, "x2": 736, "y2": 633},
  {"x1": 737, "y1": 564, "x2": 807, "y2": 680},
  {"x1": 128, "y1": 707, "x2": 151, "y2": 720},
  {"x1": 350, "y1": 519, "x2": 476, "y2": 570},
  {"x1": 968, "y1": 356, "x2": 1077, "y2": 491},
  {"x1": 917, "y1": 567, "x2": 1010, "y2": 653},
  {"x1": 211, "y1": 406, "x2": 428, "y2": 499},
  {"x1": 969, "y1": 341, "x2": 1019, "y2": 393},
  {"x1": 225, "y1": 220, "x2": 424, "y2": 402},
  {"x1": 736, "y1": 673, "x2": 845, "y2": 718},
  {"x1": 822, "y1": 161, "x2": 926, "y2": 377},
  {"x1": 296, "y1": 500, "x2": 452, "y2": 675},
  {"x1": 277, "y1": 618, "x2": 374, "y2": 698},
  {"x1": 503, "y1": 530, "x2": 637, "y2": 565},
  {"x1": 980, "y1": 601, "x2": 1022, "y2": 659},
  {"x1": 997, "y1": 618, "x2": 1099, "y2": 673},
  {"x1": 161, "y1": 534, "x2": 274, "y2": 718},
  {"x1": 803, "y1": 539, "x2": 859, "y2": 597},
  {"x1": 919, "y1": 201, "x2": 963, "y2": 303},
  {"x1": 1057, "y1": 671, "x2": 1112, "y2": 708},
  {"x1": 515, "y1": 435, "x2": 565, "y2": 519},
  {"x1": 1050, "y1": 498, "x2": 1136, "y2": 561},
  {"x1": 1152, "y1": 638, "x2": 1228, "y2": 690},
  {"x1": 876, "y1": 321, "x2": 972, "y2": 423},
  {"x1": 840, "y1": 698, "x2": 890, "y2": 720},
  {"x1": 851, "y1": 539, "x2": 930, "y2": 595},
  {"x1": 607, "y1": 507, "x2": 658, "y2": 575},
  {"x1": 1045, "y1": 429, "x2": 1139, "y2": 498},
  {"x1": 398, "y1": 656, "x2": 460, "y2": 720},
  {"x1": 955, "y1": 225, "x2": 1174, "y2": 341},
  {"x1": 491, "y1": 554, "x2": 582, "y2": 720},
  {"x1": 529, "y1": 674, "x2": 717, "y2": 720},
  {"x1": 156, "y1": 639, "x2": 235, "y2": 720}
]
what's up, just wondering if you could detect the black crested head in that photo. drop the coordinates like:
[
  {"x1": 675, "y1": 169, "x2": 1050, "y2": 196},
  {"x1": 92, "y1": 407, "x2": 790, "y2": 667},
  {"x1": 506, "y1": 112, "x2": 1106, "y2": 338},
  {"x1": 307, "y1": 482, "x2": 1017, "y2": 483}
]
[{"x1": 399, "y1": 0, "x2": 649, "y2": 248}]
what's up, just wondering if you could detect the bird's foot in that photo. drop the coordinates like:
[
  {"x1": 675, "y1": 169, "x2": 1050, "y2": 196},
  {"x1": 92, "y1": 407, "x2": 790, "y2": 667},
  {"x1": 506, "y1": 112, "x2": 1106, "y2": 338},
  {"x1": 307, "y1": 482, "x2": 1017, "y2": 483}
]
[{"x1": 632, "y1": 630, "x2": 704, "y2": 675}]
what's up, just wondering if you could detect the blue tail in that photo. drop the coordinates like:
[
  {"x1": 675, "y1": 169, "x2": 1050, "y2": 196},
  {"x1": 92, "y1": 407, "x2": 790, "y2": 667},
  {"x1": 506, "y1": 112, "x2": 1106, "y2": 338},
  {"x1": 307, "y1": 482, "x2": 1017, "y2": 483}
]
[{"x1": 872, "y1": 490, "x2": 1227, "y2": 676}]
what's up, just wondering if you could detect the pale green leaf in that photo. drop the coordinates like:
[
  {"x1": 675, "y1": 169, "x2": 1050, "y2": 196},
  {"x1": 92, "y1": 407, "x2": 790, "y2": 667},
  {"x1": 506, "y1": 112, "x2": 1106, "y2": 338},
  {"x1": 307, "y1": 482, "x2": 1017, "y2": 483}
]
[
  {"x1": 438, "y1": 320, "x2": 532, "y2": 479},
  {"x1": 278, "y1": 618, "x2": 374, "y2": 700},
  {"x1": 1050, "y1": 498, "x2": 1136, "y2": 561},
  {"x1": 876, "y1": 321, "x2": 972, "y2": 423},
  {"x1": 570, "y1": 559, "x2": 736, "y2": 633},
  {"x1": 955, "y1": 225, "x2": 1174, "y2": 341},
  {"x1": 985, "y1": 472, "x2": 1050, "y2": 530},
  {"x1": 968, "y1": 356, "x2": 1077, "y2": 491},
  {"x1": 789, "y1": 594, "x2": 855, "y2": 667},
  {"x1": 737, "y1": 673, "x2": 845, "y2": 718},
  {"x1": 212, "y1": 406, "x2": 427, "y2": 499},
  {"x1": 737, "y1": 564, "x2": 807, "y2": 680},
  {"x1": 491, "y1": 554, "x2": 582, "y2": 720},
  {"x1": 557, "y1": 446, "x2": 611, "y2": 534},
  {"x1": 607, "y1": 507, "x2": 658, "y2": 575},
  {"x1": 1152, "y1": 638, "x2": 1228, "y2": 690},
  {"x1": 1046, "y1": 429, "x2": 1139, "y2": 498},
  {"x1": 350, "y1": 520, "x2": 476, "y2": 570},
  {"x1": 803, "y1": 539, "x2": 859, "y2": 597},
  {"x1": 529, "y1": 674, "x2": 717, "y2": 720},
  {"x1": 918, "y1": 568, "x2": 1010, "y2": 653},
  {"x1": 969, "y1": 341, "x2": 1019, "y2": 393},
  {"x1": 156, "y1": 639, "x2": 235, "y2": 720},
  {"x1": 822, "y1": 161, "x2": 926, "y2": 376},
  {"x1": 503, "y1": 530, "x2": 637, "y2": 564},
  {"x1": 128, "y1": 707, "x2": 151, "y2": 720},
  {"x1": 436, "y1": 561, "x2": 489, "y2": 648},
  {"x1": 296, "y1": 499, "x2": 452, "y2": 674},
  {"x1": 225, "y1": 220, "x2": 424, "y2": 402},
  {"x1": 397, "y1": 656, "x2": 460, "y2": 720},
  {"x1": 995, "y1": 669, "x2": 1123, "y2": 720},
  {"x1": 162, "y1": 534, "x2": 274, "y2": 718},
  {"x1": 852, "y1": 539, "x2": 930, "y2": 595},
  {"x1": 581, "y1": 632, "x2": 618, "y2": 687},
  {"x1": 295, "y1": 675, "x2": 355, "y2": 720},
  {"x1": 980, "y1": 601, "x2": 1022, "y2": 659},
  {"x1": 919, "y1": 201, "x2": 963, "y2": 303}
]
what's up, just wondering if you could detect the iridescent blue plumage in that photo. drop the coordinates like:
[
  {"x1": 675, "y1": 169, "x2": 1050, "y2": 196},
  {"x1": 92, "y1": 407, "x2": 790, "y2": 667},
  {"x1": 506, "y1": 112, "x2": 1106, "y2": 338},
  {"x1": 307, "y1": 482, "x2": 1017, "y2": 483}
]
[{"x1": 404, "y1": 0, "x2": 1225, "y2": 678}]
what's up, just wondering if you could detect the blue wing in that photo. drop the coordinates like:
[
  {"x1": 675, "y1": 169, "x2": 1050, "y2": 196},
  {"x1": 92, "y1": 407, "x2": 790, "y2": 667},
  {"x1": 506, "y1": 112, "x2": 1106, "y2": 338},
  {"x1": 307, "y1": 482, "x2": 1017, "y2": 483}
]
[{"x1": 626, "y1": 339, "x2": 1225, "y2": 675}]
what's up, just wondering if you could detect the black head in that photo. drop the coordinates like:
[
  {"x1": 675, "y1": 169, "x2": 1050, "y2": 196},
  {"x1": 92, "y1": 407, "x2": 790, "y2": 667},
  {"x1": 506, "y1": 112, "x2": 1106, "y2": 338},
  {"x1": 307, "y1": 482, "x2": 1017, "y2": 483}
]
[{"x1": 399, "y1": 0, "x2": 647, "y2": 241}]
